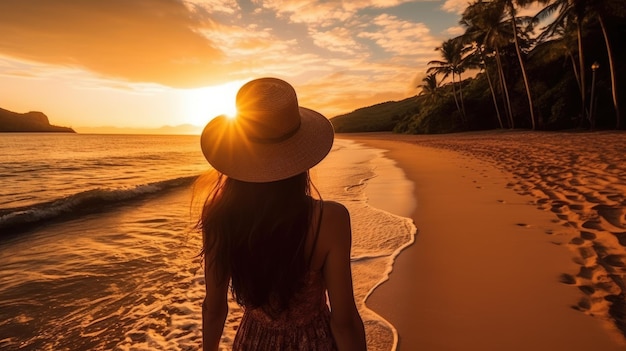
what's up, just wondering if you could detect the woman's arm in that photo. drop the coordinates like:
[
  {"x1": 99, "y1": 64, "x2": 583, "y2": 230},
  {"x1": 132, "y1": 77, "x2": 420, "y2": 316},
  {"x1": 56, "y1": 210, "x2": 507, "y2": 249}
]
[
  {"x1": 202, "y1": 257, "x2": 229, "y2": 351},
  {"x1": 322, "y1": 202, "x2": 367, "y2": 351}
]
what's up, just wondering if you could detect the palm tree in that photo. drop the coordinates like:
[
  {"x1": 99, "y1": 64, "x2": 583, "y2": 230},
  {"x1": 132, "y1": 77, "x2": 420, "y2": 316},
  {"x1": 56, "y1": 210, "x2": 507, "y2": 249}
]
[
  {"x1": 460, "y1": 0, "x2": 513, "y2": 128},
  {"x1": 535, "y1": 0, "x2": 589, "y2": 126},
  {"x1": 534, "y1": 0, "x2": 625, "y2": 128},
  {"x1": 503, "y1": 0, "x2": 538, "y2": 129},
  {"x1": 476, "y1": 45, "x2": 505, "y2": 129},
  {"x1": 418, "y1": 73, "x2": 442, "y2": 103},
  {"x1": 588, "y1": 0, "x2": 624, "y2": 128},
  {"x1": 531, "y1": 22, "x2": 582, "y2": 93},
  {"x1": 455, "y1": 44, "x2": 471, "y2": 120},
  {"x1": 457, "y1": 34, "x2": 505, "y2": 129},
  {"x1": 427, "y1": 38, "x2": 467, "y2": 124},
  {"x1": 596, "y1": 12, "x2": 621, "y2": 129}
]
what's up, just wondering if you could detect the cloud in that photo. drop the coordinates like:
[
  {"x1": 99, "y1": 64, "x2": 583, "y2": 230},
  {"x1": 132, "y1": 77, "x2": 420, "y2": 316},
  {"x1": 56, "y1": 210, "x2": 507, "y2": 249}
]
[
  {"x1": 257, "y1": 0, "x2": 353, "y2": 26},
  {"x1": 309, "y1": 27, "x2": 365, "y2": 55},
  {"x1": 0, "y1": 0, "x2": 233, "y2": 87},
  {"x1": 441, "y1": 0, "x2": 470, "y2": 14},
  {"x1": 204, "y1": 1, "x2": 439, "y2": 113},
  {"x1": 298, "y1": 71, "x2": 412, "y2": 117},
  {"x1": 358, "y1": 14, "x2": 441, "y2": 62},
  {"x1": 254, "y1": 0, "x2": 417, "y2": 27},
  {"x1": 0, "y1": 0, "x2": 453, "y2": 117},
  {"x1": 442, "y1": 0, "x2": 543, "y2": 18},
  {"x1": 445, "y1": 26, "x2": 465, "y2": 36},
  {"x1": 186, "y1": 0, "x2": 239, "y2": 14}
]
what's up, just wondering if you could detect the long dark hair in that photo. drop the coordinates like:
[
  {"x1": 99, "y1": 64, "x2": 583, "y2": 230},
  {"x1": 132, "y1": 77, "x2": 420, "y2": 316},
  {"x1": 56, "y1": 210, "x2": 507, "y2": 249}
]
[{"x1": 198, "y1": 171, "x2": 318, "y2": 312}]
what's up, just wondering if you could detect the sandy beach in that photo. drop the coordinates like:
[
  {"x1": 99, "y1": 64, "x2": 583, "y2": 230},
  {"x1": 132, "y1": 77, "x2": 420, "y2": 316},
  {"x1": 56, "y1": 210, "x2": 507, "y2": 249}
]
[{"x1": 342, "y1": 131, "x2": 626, "y2": 350}]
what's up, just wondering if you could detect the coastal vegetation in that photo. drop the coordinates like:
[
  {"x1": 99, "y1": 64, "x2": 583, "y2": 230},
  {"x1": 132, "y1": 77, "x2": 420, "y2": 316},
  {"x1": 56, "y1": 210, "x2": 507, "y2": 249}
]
[
  {"x1": 0, "y1": 107, "x2": 75, "y2": 133},
  {"x1": 332, "y1": 0, "x2": 626, "y2": 134}
]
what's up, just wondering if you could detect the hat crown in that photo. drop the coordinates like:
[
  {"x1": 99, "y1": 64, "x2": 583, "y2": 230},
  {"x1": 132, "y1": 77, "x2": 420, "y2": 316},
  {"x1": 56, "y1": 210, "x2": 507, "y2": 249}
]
[
  {"x1": 200, "y1": 77, "x2": 334, "y2": 183},
  {"x1": 236, "y1": 78, "x2": 301, "y2": 142}
]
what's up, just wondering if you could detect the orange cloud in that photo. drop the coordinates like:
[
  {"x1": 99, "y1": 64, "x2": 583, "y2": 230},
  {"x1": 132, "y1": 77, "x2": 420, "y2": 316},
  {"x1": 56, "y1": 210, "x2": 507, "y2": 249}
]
[
  {"x1": 0, "y1": 0, "x2": 457, "y2": 120},
  {"x1": 0, "y1": 0, "x2": 235, "y2": 87},
  {"x1": 296, "y1": 68, "x2": 419, "y2": 117}
]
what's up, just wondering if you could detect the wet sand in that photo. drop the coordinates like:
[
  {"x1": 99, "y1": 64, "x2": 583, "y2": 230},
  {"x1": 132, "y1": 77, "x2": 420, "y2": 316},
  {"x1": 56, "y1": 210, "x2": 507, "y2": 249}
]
[{"x1": 341, "y1": 131, "x2": 626, "y2": 350}]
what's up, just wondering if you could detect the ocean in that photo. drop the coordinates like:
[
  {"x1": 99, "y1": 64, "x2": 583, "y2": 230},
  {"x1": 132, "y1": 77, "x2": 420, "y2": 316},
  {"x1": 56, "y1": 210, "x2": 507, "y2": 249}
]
[{"x1": 0, "y1": 133, "x2": 416, "y2": 351}]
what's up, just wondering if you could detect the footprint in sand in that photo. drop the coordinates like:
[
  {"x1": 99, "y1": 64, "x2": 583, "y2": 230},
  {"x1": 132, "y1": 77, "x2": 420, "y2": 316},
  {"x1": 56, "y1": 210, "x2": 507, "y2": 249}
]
[
  {"x1": 573, "y1": 298, "x2": 591, "y2": 312},
  {"x1": 577, "y1": 246, "x2": 596, "y2": 259},
  {"x1": 577, "y1": 265, "x2": 598, "y2": 279},
  {"x1": 550, "y1": 201, "x2": 570, "y2": 214},
  {"x1": 556, "y1": 214, "x2": 569, "y2": 221},
  {"x1": 580, "y1": 231, "x2": 596, "y2": 240},
  {"x1": 599, "y1": 254, "x2": 625, "y2": 267},
  {"x1": 570, "y1": 237, "x2": 585, "y2": 245},
  {"x1": 569, "y1": 203, "x2": 584, "y2": 211},
  {"x1": 613, "y1": 232, "x2": 626, "y2": 246},
  {"x1": 578, "y1": 285, "x2": 595, "y2": 295},
  {"x1": 581, "y1": 220, "x2": 603, "y2": 230},
  {"x1": 593, "y1": 204, "x2": 625, "y2": 228},
  {"x1": 566, "y1": 194, "x2": 583, "y2": 201},
  {"x1": 559, "y1": 273, "x2": 577, "y2": 285}
]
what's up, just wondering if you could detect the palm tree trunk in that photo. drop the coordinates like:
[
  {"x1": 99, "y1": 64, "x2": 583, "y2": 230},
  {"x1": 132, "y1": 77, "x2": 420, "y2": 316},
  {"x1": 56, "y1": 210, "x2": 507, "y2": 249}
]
[
  {"x1": 577, "y1": 24, "x2": 586, "y2": 127},
  {"x1": 450, "y1": 73, "x2": 463, "y2": 118},
  {"x1": 458, "y1": 71, "x2": 468, "y2": 125},
  {"x1": 568, "y1": 49, "x2": 581, "y2": 93},
  {"x1": 479, "y1": 46, "x2": 503, "y2": 128},
  {"x1": 598, "y1": 14, "x2": 621, "y2": 129},
  {"x1": 495, "y1": 47, "x2": 514, "y2": 128},
  {"x1": 508, "y1": 1, "x2": 536, "y2": 129},
  {"x1": 486, "y1": 68, "x2": 504, "y2": 128}
]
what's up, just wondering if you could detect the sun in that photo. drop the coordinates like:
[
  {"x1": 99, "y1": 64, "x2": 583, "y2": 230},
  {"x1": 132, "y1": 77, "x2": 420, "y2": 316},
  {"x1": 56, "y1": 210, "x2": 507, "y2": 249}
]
[{"x1": 180, "y1": 80, "x2": 246, "y2": 126}]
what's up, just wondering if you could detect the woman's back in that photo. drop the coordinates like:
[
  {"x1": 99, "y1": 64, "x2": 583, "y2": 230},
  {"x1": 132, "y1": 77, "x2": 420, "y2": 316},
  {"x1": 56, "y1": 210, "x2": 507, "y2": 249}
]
[
  {"x1": 233, "y1": 199, "x2": 336, "y2": 350},
  {"x1": 232, "y1": 200, "x2": 362, "y2": 350},
  {"x1": 199, "y1": 78, "x2": 366, "y2": 351}
]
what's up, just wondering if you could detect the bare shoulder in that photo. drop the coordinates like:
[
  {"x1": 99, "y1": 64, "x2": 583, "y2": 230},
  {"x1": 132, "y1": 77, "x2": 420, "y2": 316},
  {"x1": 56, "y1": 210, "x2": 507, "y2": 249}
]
[
  {"x1": 324, "y1": 200, "x2": 349, "y2": 216},
  {"x1": 310, "y1": 200, "x2": 351, "y2": 270},
  {"x1": 319, "y1": 200, "x2": 352, "y2": 243},
  {"x1": 322, "y1": 200, "x2": 350, "y2": 219}
]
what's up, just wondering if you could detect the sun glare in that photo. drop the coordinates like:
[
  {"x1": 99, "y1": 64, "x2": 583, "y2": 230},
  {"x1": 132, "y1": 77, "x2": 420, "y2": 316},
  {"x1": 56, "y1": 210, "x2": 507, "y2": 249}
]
[{"x1": 181, "y1": 80, "x2": 245, "y2": 126}]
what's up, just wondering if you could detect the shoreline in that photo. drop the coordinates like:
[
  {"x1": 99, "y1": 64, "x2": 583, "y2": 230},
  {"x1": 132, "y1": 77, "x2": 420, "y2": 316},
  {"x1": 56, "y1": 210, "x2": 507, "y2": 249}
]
[
  {"x1": 340, "y1": 132, "x2": 625, "y2": 350},
  {"x1": 355, "y1": 140, "x2": 417, "y2": 351}
]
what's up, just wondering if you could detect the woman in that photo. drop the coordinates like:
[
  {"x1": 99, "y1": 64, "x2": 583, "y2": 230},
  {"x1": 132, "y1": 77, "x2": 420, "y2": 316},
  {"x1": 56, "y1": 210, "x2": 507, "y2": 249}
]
[{"x1": 197, "y1": 77, "x2": 367, "y2": 350}]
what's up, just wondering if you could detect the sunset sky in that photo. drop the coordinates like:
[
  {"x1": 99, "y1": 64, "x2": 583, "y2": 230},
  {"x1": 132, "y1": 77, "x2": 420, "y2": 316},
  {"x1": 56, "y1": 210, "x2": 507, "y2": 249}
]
[{"x1": 0, "y1": 0, "x2": 491, "y2": 132}]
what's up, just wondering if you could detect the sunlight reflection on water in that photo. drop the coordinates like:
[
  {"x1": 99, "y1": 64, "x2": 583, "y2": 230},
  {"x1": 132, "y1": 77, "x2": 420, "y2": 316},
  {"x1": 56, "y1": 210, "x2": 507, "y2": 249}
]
[{"x1": 0, "y1": 138, "x2": 415, "y2": 351}]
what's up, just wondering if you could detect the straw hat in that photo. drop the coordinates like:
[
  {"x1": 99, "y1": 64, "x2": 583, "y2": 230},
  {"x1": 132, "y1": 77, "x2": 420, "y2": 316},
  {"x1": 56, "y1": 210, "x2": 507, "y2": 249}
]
[{"x1": 200, "y1": 77, "x2": 334, "y2": 182}]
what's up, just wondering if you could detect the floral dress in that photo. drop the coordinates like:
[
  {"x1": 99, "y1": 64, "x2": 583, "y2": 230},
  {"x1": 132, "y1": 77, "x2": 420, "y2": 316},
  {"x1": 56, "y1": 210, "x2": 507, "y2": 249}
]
[{"x1": 232, "y1": 270, "x2": 337, "y2": 351}]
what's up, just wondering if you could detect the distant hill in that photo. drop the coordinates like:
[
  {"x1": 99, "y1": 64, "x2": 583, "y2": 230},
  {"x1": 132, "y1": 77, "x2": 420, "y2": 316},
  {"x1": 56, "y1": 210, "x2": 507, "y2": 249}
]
[
  {"x1": 330, "y1": 96, "x2": 418, "y2": 133},
  {"x1": 0, "y1": 108, "x2": 75, "y2": 133}
]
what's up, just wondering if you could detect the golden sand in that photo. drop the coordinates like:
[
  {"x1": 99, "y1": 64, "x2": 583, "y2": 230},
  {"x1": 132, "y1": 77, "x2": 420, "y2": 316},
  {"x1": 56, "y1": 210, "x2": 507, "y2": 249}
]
[{"x1": 342, "y1": 131, "x2": 626, "y2": 350}]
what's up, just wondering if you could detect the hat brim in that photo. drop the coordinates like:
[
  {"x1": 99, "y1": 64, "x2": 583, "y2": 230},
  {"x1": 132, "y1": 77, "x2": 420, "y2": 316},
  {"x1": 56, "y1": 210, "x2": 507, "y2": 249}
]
[{"x1": 200, "y1": 107, "x2": 334, "y2": 182}]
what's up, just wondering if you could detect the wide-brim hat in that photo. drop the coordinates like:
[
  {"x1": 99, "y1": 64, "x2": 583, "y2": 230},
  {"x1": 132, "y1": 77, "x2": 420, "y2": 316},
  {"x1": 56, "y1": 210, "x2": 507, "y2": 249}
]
[{"x1": 200, "y1": 77, "x2": 334, "y2": 183}]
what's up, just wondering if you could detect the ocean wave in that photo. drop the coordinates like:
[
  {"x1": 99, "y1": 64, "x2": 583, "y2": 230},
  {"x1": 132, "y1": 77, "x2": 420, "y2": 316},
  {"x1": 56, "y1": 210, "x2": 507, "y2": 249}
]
[{"x1": 0, "y1": 176, "x2": 197, "y2": 236}]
